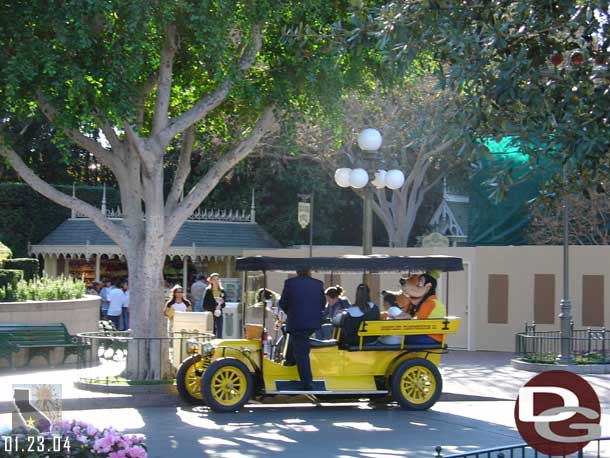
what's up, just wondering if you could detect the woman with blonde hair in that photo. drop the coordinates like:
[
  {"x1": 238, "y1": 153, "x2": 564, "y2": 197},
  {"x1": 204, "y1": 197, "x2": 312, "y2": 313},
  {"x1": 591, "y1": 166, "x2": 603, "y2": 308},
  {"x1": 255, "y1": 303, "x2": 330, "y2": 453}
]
[{"x1": 202, "y1": 273, "x2": 226, "y2": 337}]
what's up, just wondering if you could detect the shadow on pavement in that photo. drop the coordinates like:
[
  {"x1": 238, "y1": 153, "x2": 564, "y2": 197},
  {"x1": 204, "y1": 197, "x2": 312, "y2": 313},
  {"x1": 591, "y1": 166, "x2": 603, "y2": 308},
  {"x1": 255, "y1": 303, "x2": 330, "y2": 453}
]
[{"x1": 127, "y1": 401, "x2": 522, "y2": 458}]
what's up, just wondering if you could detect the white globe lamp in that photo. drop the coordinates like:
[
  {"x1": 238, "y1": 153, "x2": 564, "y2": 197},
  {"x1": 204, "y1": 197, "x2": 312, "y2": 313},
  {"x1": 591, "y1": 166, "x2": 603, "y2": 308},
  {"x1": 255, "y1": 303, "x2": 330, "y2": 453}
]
[
  {"x1": 371, "y1": 170, "x2": 387, "y2": 189},
  {"x1": 357, "y1": 128, "x2": 382, "y2": 151},
  {"x1": 334, "y1": 168, "x2": 352, "y2": 188},
  {"x1": 385, "y1": 169, "x2": 405, "y2": 190},
  {"x1": 349, "y1": 168, "x2": 369, "y2": 189}
]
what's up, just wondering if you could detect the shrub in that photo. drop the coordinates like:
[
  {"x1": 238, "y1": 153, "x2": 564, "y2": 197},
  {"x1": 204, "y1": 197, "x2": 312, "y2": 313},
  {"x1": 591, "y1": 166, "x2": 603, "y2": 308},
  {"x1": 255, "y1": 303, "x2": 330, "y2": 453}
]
[
  {"x1": 3, "y1": 258, "x2": 39, "y2": 280},
  {"x1": 1, "y1": 276, "x2": 85, "y2": 302},
  {"x1": 0, "y1": 241, "x2": 11, "y2": 263},
  {"x1": 0, "y1": 269, "x2": 23, "y2": 289},
  {"x1": 6, "y1": 419, "x2": 148, "y2": 458}
]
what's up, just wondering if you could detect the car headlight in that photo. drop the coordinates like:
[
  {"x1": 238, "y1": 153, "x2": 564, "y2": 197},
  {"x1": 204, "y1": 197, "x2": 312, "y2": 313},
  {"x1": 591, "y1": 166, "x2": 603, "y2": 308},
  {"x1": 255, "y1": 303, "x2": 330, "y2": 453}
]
[
  {"x1": 186, "y1": 340, "x2": 200, "y2": 354},
  {"x1": 201, "y1": 342, "x2": 215, "y2": 356}
]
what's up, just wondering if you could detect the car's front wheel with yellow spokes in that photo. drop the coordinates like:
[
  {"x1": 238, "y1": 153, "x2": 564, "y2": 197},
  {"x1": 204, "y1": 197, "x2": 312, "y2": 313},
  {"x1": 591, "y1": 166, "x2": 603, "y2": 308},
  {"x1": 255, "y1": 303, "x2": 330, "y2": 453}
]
[
  {"x1": 391, "y1": 358, "x2": 442, "y2": 410},
  {"x1": 176, "y1": 355, "x2": 207, "y2": 405},
  {"x1": 201, "y1": 358, "x2": 253, "y2": 413}
]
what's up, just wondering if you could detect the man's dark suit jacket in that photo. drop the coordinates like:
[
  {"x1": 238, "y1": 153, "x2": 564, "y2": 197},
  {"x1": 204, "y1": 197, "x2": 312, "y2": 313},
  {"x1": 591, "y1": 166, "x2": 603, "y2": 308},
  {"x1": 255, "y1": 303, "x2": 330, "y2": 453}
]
[{"x1": 279, "y1": 275, "x2": 325, "y2": 332}]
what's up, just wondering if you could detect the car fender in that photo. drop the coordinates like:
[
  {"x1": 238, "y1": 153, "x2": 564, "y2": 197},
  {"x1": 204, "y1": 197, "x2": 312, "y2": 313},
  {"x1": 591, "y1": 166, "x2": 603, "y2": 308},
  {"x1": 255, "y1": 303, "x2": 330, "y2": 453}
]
[{"x1": 385, "y1": 351, "x2": 430, "y2": 382}]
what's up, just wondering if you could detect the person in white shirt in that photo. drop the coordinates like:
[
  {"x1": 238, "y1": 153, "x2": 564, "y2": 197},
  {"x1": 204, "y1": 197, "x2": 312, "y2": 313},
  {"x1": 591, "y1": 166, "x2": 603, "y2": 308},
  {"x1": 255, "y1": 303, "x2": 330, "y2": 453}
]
[
  {"x1": 164, "y1": 285, "x2": 193, "y2": 318},
  {"x1": 99, "y1": 279, "x2": 114, "y2": 319},
  {"x1": 107, "y1": 280, "x2": 127, "y2": 330},
  {"x1": 379, "y1": 292, "x2": 411, "y2": 345}
]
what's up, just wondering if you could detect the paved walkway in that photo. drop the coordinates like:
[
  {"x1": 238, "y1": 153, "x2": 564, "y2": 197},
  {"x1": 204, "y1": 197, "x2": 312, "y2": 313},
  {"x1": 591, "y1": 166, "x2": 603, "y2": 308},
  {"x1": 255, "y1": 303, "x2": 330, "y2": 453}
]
[{"x1": 0, "y1": 351, "x2": 608, "y2": 457}]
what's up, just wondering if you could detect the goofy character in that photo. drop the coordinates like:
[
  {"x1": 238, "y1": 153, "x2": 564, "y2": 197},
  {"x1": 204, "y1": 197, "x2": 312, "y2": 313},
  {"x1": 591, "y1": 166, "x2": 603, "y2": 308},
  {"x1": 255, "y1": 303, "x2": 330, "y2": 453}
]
[{"x1": 399, "y1": 270, "x2": 446, "y2": 345}]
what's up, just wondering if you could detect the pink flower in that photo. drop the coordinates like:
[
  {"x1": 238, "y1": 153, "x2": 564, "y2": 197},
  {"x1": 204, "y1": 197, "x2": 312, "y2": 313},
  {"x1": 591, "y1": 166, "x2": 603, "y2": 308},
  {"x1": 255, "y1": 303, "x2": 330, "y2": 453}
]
[
  {"x1": 94, "y1": 435, "x2": 114, "y2": 453},
  {"x1": 59, "y1": 419, "x2": 72, "y2": 433},
  {"x1": 109, "y1": 450, "x2": 127, "y2": 458},
  {"x1": 126, "y1": 446, "x2": 148, "y2": 458},
  {"x1": 76, "y1": 434, "x2": 89, "y2": 443}
]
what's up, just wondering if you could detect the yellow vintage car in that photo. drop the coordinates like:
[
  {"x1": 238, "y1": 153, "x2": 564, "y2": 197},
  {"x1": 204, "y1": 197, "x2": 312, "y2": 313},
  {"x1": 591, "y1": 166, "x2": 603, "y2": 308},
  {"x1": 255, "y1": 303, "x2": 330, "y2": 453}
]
[{"x1": 176, "y1": 255, "x2": 462, "y2": 412}]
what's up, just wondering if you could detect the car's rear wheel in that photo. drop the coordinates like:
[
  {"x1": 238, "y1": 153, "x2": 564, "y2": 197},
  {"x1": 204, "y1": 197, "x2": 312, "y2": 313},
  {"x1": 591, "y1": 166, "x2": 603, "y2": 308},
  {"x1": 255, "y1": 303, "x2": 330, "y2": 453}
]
[
  {"x1": 391, "y1": 358, "x2": 442, "y2": 410},
  {"x1": 201, "y1": 358, "x2": 253, "y2": 412},
  {"x1": 176, "y1": 355, "x2": 207, "y2": 405}
]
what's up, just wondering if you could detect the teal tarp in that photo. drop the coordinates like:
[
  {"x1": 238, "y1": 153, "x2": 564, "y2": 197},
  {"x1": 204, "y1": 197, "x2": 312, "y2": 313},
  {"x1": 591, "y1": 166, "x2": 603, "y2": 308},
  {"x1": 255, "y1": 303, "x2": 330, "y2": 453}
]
[{"x1": 468, "y1": 137, "x2": 553, "y2": 246}]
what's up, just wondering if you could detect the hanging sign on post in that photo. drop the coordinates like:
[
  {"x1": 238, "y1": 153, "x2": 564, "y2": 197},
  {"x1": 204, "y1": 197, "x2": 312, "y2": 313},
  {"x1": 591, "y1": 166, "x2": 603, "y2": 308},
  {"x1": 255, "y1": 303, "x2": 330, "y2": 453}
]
[{"x1": 297, "y1": 201, "x2": 311, "y2": 229}]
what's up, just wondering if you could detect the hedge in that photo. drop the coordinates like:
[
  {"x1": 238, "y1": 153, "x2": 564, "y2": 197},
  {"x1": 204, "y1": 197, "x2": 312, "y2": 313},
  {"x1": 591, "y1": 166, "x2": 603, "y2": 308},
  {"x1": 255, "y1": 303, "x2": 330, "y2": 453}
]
[
  {"x1": 2, "y1": 258, "x2": 40, "y2": 280},
  {"x1": 0, "y1": 269, "x2": 23, "y2": 289}
]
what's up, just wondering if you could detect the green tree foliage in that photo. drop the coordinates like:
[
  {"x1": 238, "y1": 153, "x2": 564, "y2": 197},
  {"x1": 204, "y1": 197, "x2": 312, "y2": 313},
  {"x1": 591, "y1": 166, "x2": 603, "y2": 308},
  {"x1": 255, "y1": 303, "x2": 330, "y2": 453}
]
[
  {"x1": 346, "y1": 1, "x2": 610, "y2": 189},
  {"x1": 0, "y1": 184, "x2": 120, "y2": 257},
  {"x1": 0, "y1": 0, "x2": 392, "y2": 376},
  {"x1": 0, "y1": 116, "x2": 114, "y2": 185},
  {"x1": 205, "y1": 156, "x2": 367, "y2": 246}
]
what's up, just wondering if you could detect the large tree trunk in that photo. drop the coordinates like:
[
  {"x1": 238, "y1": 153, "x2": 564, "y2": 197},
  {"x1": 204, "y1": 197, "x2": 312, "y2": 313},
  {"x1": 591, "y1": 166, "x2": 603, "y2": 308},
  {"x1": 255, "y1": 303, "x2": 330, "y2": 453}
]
[{"x1": 125, "y1": 238, "x2": 170, "y2": 381}]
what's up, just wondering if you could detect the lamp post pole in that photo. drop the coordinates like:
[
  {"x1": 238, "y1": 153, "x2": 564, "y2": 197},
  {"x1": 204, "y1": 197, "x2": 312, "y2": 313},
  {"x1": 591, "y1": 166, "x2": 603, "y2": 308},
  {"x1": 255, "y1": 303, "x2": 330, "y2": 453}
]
[
  {"x1": 362, "y1": 187, "x2": 373, "y2": 256},
  {"x1": 557, "y1": 160, "x2": 573, "y2": 364}
]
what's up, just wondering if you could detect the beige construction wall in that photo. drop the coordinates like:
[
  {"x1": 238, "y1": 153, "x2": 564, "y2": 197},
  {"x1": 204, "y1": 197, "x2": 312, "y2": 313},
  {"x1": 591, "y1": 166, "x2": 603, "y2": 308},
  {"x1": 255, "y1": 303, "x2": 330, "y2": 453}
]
[{"x1": 242, "y1": 245, "x2": 610, "y2": 352}]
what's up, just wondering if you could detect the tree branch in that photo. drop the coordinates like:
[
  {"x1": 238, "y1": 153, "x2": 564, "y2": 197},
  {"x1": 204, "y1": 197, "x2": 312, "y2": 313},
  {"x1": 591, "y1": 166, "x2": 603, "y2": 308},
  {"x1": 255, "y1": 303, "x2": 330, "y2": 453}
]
[
  {"x1": 152, "y1": 24, "x2": 177, "y2": 136},
  {"x1": 165, "y1": 106, "x2": 277, "y2": 243},
  {"x1": 157, "y1": 25, "x2": 263, "y2": 145},
  {"x1": 421, "y1": 172, "x2": 444, "y2": 197},
  {"x1": 37, "y1": 96, "x2": 118, "y2": 171},
  {"x1": 123, "y1": 121, "x2": 155, "y2": 173},
  {"x1": 136, "y1": 74, "x2": 157, "y2": 129},
  {"x1": 0, "y1": 142, "x2": 127, "y2": 246},
  {"x1": 166, "y1": 125, "x2": 195, "y2": 215}
]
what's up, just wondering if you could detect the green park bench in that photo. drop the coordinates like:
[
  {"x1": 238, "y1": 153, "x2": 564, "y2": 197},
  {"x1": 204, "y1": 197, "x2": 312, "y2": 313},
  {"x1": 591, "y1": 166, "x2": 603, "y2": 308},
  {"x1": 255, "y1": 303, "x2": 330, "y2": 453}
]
[{"x1": 0, "y1": 323, "x2": 89, "y2": 368}]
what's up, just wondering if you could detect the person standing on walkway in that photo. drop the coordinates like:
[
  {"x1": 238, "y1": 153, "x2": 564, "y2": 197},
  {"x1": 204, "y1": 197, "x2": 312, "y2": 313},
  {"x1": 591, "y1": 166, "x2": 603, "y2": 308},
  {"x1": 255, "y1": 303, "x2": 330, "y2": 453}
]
[
  {"x1": 107, "y1": 280, "x2": 127, "y2": 330},
  {"x1": 190, "y1": 274, "x2": 208, "y2": 312},
  {"x1": 203, "y1": 273, "x2": 226, "y2": 338},
  {"x1": 279, "y1": 269, "x2": 325, "y2": 391},
  {"x1": 99, "y1": 279, "x2": 113, "y2": 320},
  {"x1": 121, "y1": 286, "x2": 130, "y2": 331}
]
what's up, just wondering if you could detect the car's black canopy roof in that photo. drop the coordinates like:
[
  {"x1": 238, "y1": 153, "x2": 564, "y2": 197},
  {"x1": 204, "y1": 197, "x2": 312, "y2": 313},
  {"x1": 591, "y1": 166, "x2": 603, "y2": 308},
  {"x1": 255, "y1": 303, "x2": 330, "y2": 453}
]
[{"x1": 236, "y1": 255, "x2": 463, "y2": 273}]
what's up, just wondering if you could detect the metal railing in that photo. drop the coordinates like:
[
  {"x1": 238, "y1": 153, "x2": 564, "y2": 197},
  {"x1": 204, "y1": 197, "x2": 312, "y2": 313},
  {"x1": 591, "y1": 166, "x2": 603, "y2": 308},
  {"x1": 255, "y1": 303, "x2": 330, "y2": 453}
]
[
  {"x1": 435, "y1": 436, "x2": 610, "y2": 457},
  {"x1": 76, "y1": 330, "x2": 214, "y2": 384},
  {"x1": 515, "y1": 322, "x2": 609, "y2": 365}
]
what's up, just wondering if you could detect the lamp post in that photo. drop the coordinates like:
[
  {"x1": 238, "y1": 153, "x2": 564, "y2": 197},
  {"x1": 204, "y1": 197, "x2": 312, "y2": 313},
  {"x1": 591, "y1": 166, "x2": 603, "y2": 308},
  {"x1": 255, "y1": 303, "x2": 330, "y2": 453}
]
[
  {"x1": 334, "y1": 128, "x2": 405, "y2": 258},
  {"x1": 557, "y1": 159, "x2": 574, "y2": 364}
]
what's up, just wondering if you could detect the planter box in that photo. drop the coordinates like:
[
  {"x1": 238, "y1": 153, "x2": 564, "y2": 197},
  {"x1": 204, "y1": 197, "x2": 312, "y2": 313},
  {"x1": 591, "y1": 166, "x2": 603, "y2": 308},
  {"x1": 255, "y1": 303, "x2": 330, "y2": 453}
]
[{"x1": 0, "y1": 295, "x2": 100, "y2": 368}]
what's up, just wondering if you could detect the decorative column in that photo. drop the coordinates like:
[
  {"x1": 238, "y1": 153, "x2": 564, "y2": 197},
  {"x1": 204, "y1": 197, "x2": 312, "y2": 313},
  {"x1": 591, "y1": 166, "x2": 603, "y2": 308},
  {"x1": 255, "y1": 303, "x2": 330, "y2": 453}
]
[
  {"x1": 71, "y1": 184, "x2": 76, "y2": 218},
  {"x1": 101, "y1": 183, "x2": 107, "y2": 216},
  {"x1": 226, "y1": 256, "x2": 231, "y2": 277},
  {"x1": 183, "y1": 256, "x2": 188, "y2": 289},
  {"x1": 250, "y1": 189, "x2": 256, "y2": 223},
  {"x1": 64, "y1": 256, "x2": 70, "y2": 277},
  {"x1": 94, "y1": 254, "x2": 101, "y2": 282}
]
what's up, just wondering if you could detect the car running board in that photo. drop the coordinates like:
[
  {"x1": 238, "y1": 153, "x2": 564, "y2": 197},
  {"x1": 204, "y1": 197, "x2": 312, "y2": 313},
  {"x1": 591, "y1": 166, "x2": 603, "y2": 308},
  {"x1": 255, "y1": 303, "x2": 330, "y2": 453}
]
[{"x1": 266, "y1": 390, "x2": 389, "y2": 395}]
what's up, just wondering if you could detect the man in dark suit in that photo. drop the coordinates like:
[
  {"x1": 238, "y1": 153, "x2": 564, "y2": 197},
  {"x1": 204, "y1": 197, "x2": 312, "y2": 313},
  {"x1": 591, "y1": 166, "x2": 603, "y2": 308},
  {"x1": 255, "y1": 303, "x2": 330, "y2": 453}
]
[{"x1": 279, "y1": 269, "x2": 325, "y2": 390}]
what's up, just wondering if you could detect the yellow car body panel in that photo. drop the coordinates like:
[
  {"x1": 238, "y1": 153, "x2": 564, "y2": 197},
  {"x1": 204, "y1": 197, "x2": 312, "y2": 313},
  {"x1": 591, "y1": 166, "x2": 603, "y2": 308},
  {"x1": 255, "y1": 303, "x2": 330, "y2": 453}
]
[{"x1": 191, "y1": 318, "x2": 457, "y2": 394}]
